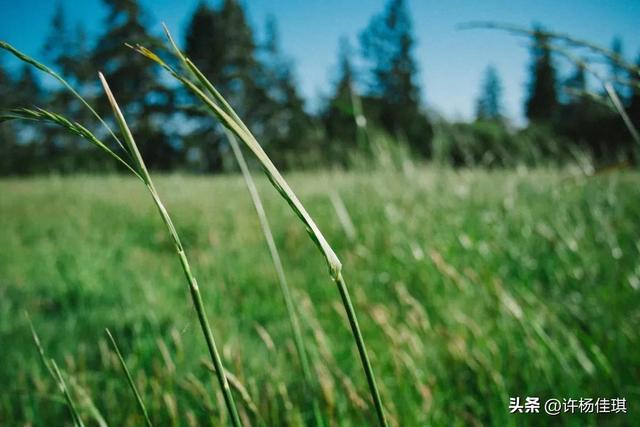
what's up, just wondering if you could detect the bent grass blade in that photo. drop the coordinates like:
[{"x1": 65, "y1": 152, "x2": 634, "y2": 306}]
[{"x1": 133, "y1": 29, "x2": 388, "y2": 426}]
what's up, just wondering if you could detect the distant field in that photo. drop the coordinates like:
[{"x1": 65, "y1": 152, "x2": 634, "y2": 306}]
[{"x1": 0, "y1": 169, "x2": 638, "y2": 425}]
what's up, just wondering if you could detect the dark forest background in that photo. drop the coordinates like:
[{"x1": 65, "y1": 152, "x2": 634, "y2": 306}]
[{"x1": 1, "y1": 0, "x2": 639, "y2": 175}]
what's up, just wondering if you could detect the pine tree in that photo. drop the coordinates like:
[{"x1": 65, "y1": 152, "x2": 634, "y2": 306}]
[
  {"x1": 185, "y1": 0, "x2": 257, "y2": 107},
  {"x1": 42, "y1": 4, "x2": 92, "y2": 86},
  {"x1": 525, "y1": 28, "x2": 558, "y2": 123},
  {"x1": 11, "y1": 66, "x2": 45, "y2": 174},
  {"x1": 565, "y1": 62, "x2": 587, "y2": 95},
  {"x1": 475, "y1": 65, "x2": 503, "y2": 121},
  {"x1": 609, "y1": 37, "x2": 626, "y2": 97},
  {"x1": 628, "y1": 54, "x2": 640, "y2": 126},
  {"x1": 93, "y1": 0, "x2": 177, "y2": 170},
  {"x1": 359, "y1": 0, "x2": 432, "y2": 156},
  {"x1": 184, "y1": 2, "x2": 225, "y2": 81},
  {"x1": 258, "y1": 16, "x2": 314, "y2": 167},
  {"x1": 322, "y1": 37, "x2": 359, "y2": 156},
  {"x1": 183, "y1": 0, "x2": 263, "y2": 172},
  {"x1": 94, "y1": 0, "x2": 162, "y2": 107},
  {"x1": 42, "y1": 2, "x2": 74, "y2": 79},
  {"x1": 70, "y1": 24, "x2": 94, "y2": 87},
  {"x1": 41, "y1": 4, "x2": 93, "y2": 172},
  {"x1": 557, "y1": 61, "x2": 623, "y2": 158},
  {"x1": 0, "y1": 58, "x2": 18, "y2": 174},
  {"x1": 13, "y1": 65, "x2": 42, "y2": 109}
]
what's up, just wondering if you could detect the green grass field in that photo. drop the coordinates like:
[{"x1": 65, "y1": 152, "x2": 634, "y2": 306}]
[{"x1": 1, "y1": 168, "x2": 639, "y2": 426}]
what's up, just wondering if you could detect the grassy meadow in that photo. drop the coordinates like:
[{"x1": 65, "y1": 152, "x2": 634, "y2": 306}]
[{"x1": 0, "y1": 167, "x2": 639, "y2": 426}]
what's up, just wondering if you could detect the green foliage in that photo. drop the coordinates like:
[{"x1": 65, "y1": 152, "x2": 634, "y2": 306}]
[
  {"x1": 525, "y1": 27, "x2": 559, "y2": 123},
  {"x1": 322, "y1": 38, "x2": 360, "y2": 163},
  {"x1": 433, "y1": 120, "x2": 576, "y2": 167},
  {"x1": 93, "y1": 0, "x2": 178, "y2": 171},
  {"x1": 360, "y1": 0, "x2": 433, "y2": 157},
  {"x1": 257, "y1": 17, "x2": 318, "y2": 169},
  {"x1": 182, "y1": 2, "x2": 319, "y2": 171},
  {"x1": 475, "y1": 65, "x2": 503, "y2": 121},
  {"x1": 609, "y1": 37, "x2": 626, "y2": 97},
  {"x1": 467, "y1": 22, "x2": 640, "y2": 165},
  {"x1": 628, "y1": 53, "x2": 640, "y2": 131}
]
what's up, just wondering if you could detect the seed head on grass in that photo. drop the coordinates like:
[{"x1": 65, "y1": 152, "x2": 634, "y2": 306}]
[{"x1": 0, "y1": 41, "x2": 131, "y2": 158}]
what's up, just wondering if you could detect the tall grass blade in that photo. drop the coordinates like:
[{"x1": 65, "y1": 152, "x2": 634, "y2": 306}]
[
  {"x1": 458, "y1": 22, "x2": 638, "y2": 75},
  {"x1": 49, "y1": 361, "x2": 87, "y2": 427},
  {"x1": 0, "y1": 41, "x2": 130, "y2": 156},
  {"x1": 134, "y1": 28, "x2": 387, "y2": 426},
  {"x1": 131, "y1": 32, "x2": 341, "y2": 279},
  {"x1": 225, "y1": 130, "x2": 323, "y2": 425},
  {"x1": 4, "y1": 53, "x2": 242, "y2": 424},
  {"x1": 26, "y1": 314, "x2": 86, "y2": 427},
  {"x1": 98, "y1": 73, "x2": 242, "y2": 427},
  {"x1": 0, "y1": 107, "x2": 141, "y2": 179},
  {"x1": 603, "y1": 82, "x2": 640, "y2": 147},
  {"x1": 105, "y1": 329, "x2": 153, "y2": 427}
]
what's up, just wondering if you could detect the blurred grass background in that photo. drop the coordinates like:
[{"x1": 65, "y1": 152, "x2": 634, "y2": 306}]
[{"x1": 1, "y1": 168, "x2": 638, "y2": 425}]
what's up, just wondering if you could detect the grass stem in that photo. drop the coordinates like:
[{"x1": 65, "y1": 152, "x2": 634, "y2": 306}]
[{"x1": 105, "y1": 329, "x2": 153, "y2": 427}]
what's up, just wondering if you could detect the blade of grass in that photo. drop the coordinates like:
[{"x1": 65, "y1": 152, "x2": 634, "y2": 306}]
[
  {"x1": 0, "y1": 107, "x2": 141, "y2": 179},
  {"x1": 225, "y1": 129, "x2": 323, "y2": 426},
  {"x1": 134, "y1": 29, "x2": 387, "y2": 426},
  {"x1": 604, "y1": 82, "x2": 640, "y2": 147},
  {"x1": 98, "y1": 73, "x2": 242, "y2": 427},
  {"x1": 458, "y1": 22, "x2": 638, "y2": 76},
  {"x1": 0, "y1": 41, "x2": 131, "y2": 158},
  {"x1": 26, "y1": 314, "x2": 86, "y2": 427},
  {"x1": 4, "y1": 54, "x2": 242, "y2": 424},
  {"x1": 105, "y1": 329, "x2": 153, "y2": 427},
  {"x1": 129, "y1": 37, "x2": 341, "y2": 278}
]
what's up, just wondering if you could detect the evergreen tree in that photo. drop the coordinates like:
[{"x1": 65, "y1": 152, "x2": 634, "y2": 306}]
[
  {"x1": 42, "y1": 4, "x2": 92, "y2": 86},
  {"x1": 258, "y1": 16, "x2": 314, "y2": 167},
  {"x1": 13, "y1": 65, "x2": 42, "y2": 107},
  {"x1": 475, "y1": 65, "x2": 503, "y2": 121},
  {"x1": 609, "y1": 37, "x2": 626, "y2": 97},
  {"x1": 69, "y1": 24, "x2": 94, "y2": 87},
  {"x1": 41, "y1": 4, "x2": 93, "y2": 172},
  {"x1": 93, "y1": 0, "x2": 168, "y2": 106},
  {"x1": 184, "y1": 2, "x2": 225, "y2": 82},
  {"x1": 42, "y1": 2, "x2": 74, "y2": 79},
  {"x1": 183, "y1": 0, "x2": 263, "y2": 172},
  {"x1": 0, "y1": 58, "x2": 19, "y2": 174},
  {"x1": 360, "y1": 0, "x2": 432, "y2": 156},
  {"x1": 323, "y1": 37, "x2": 358, "y2": 152},
  {"x1": 185, "y1": 0, "x2": 257, "y2": 109},
  {"x1": 525, "y1": 28, "x2": 558, "y2": 123},
  {"x1": 565, "y1": 62, "x2": 587, "y2": 95},
  {"x1": 628, "y1": 53, "x2": 640, "y2": 127},
  {"x1": 10, "y1": 66, "x2": 44, "y2": 174},
  {"x1": 557, "y1": 61, "x2": 624, "y2": 159},
  {"x1": 94, "y1": 0, "x2": 177, "y2": 170}
]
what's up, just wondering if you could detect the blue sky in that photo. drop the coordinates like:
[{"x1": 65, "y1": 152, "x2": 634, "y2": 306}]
[{"x1": 0, "y1": 0, "x2": 639, "y2": 123}]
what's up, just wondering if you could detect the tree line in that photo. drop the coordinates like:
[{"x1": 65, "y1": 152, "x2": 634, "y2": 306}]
[{"x1": 1, "y1": 0, "x2": 639, "y2": 175}]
